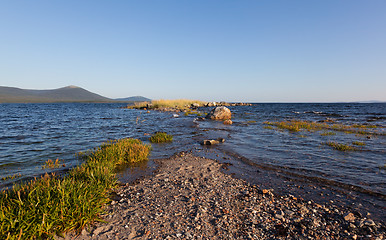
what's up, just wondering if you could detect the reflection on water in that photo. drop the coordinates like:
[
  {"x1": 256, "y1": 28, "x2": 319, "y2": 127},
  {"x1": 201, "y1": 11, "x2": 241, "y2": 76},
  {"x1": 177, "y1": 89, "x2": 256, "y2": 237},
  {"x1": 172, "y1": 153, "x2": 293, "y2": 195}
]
[{"x1": 116, "y1": 160, "x2": 157, "y2": 184}]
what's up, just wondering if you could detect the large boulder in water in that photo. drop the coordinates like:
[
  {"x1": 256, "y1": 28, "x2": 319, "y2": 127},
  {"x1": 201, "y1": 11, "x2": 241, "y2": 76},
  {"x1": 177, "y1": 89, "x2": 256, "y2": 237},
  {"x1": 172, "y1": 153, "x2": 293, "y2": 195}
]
[{"x1": 206, "y1": 106, "x2": 232, "y2": 120}]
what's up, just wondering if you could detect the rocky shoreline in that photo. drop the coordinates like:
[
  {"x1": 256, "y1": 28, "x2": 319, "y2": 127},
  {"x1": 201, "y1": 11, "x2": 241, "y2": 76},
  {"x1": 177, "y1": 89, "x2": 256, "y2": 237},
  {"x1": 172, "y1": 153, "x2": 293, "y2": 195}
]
[{"x1": 60, "y1": 152, "x2": 385, "y2": 239}]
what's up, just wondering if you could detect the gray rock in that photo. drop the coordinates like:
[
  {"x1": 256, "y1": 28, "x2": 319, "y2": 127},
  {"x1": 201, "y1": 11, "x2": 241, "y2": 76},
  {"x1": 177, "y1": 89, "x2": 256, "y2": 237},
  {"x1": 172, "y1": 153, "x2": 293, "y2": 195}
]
[
  {"x1": 191, "y1": 103, "x2": 200, "y2": 109},
  {"x1": 202, "y1": 140, "x2": 220, "y2": 145},
  {"x1": 275, "y1": 214, "x2": 284, "y2": 220},
  {"x1": 343, "y1": 212, "x2": 356, "y2": 222},
  {"x1": 206, "y1": 106, "x2": 232, "y2": 120},
  {"x1": 205, "y1": 102, "x2": 217, "y2": 107},
  {"x1": 363, "y1": 219, "x2": 376, "y2": 227}
]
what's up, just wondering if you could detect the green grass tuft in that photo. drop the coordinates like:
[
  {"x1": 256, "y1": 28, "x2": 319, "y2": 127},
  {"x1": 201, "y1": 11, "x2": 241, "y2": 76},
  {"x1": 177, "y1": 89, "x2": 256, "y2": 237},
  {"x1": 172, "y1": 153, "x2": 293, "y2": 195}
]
[
  {"x1": 184, "y1": 110, "x2": 204, "y2": 117},
  {"x1": 41, "y1": 158, "x2": 65, "y2": 169},
  {"x1": 352, "y1": 141, "x2": 366, "y2": 146},
  {"x1": 1, "y1": 173, "x2": 22, "y2": 181},
  {"x1": 246, "y1": 120, "x2": 257, "y2": 124},
  {"x1": 263, "y1": 120, "x2": 384, "y2": 136},
  {"x1": 0, "y1": 138, "x2": 151, "y2": 239},
  {"x1": 325, "y1": 142, "x2": 358, "y2": 151},
  {"x1": 150, "y1": 132, "x2": 173, "y2": 143},
  {"x1": 320, "y1": 131, "x2": 336, "y2": 136}
]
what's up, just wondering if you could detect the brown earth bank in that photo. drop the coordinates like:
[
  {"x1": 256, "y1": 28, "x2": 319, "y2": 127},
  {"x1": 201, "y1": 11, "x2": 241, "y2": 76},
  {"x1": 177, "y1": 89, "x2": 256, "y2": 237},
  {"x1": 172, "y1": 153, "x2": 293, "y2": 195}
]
[{"x1": 60, "y1": 153, "x2": 385, "y2": 240}]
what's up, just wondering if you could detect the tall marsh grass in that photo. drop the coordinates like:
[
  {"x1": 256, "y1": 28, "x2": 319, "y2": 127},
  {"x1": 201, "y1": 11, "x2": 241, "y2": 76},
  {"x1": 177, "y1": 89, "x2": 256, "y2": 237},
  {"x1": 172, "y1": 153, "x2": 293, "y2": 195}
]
[
  {"x1": 325, "y1": 142, "x2": 358, "y2": 151},
  {"x1": 0, "y1": 138, "x2": 151, "y2": 239},
  {"x1": 263, "y1": 120, "x2": 383, "y2": 136},
  {"x1": 149, "y1": 132, "x2": 173, "y2": 143},
  {"x1": 128, "y1": 99, "x2": 206, "y2": 110},
  {"x1": 152, "y1": 99, "x2": 205, "y2": 109}
]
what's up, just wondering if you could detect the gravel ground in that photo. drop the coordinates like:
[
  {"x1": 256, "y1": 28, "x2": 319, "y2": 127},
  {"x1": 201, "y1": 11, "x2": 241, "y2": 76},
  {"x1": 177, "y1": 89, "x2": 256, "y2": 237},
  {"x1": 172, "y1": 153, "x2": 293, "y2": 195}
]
[{"x1": 61, "y1": 152, "x2": 385, "y2": 240}]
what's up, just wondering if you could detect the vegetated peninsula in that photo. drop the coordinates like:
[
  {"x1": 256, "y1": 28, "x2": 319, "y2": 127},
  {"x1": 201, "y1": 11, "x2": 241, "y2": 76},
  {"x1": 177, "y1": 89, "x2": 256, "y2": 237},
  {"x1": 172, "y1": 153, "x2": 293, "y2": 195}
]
[{"x1": 0, "y1": 85, "x2": 150, "y2": 103}]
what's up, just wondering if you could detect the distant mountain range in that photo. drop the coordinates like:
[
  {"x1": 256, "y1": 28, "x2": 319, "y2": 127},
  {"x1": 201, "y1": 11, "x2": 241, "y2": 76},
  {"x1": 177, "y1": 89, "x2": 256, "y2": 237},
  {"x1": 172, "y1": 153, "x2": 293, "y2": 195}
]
[
  {"x1": 0, "y1": 86, "x2": 151, "y2": 103},
  {"x1": 115, "y1": 96, "x2": 152, "y2": 102}
]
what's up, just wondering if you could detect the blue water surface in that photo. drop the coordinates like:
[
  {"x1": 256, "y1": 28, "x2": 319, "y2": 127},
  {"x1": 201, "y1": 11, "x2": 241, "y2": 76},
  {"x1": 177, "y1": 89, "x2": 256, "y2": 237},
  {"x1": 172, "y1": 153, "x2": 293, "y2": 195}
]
[{"x1": 0, "y1": 103, "x2": 385, "y2": 207}]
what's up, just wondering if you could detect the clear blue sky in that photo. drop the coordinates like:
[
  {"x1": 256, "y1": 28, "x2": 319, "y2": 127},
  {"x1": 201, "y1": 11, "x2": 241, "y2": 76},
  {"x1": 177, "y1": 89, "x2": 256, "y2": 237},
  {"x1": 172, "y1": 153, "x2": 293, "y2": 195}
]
[{"x1": 1, "y1": 1, "x2": 385, "y2": 102}]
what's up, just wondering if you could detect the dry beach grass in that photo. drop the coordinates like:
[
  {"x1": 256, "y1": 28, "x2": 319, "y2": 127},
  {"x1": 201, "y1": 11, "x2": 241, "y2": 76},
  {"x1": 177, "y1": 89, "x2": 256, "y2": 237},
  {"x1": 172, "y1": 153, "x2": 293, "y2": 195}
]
[{"x1": 128, "y1": 99, "x2": 207, "y2": 111}]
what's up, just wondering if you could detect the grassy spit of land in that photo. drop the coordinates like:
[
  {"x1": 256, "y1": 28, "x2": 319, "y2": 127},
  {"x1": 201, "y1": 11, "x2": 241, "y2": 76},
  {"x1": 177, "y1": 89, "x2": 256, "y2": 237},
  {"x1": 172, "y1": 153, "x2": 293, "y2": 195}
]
[
  {"x1": 0, "y1": 138, "x2": 151, "y2": 239},
  {"x1": 128, "y1": 99, "x2": 208, "y2": 111}
]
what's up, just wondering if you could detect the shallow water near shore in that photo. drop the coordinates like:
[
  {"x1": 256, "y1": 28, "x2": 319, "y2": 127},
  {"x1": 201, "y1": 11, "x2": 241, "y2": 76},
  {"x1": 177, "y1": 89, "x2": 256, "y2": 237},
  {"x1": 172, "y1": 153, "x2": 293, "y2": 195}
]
[{"x1": 0, "y1": 102, "x2": 385, "y2": 220}]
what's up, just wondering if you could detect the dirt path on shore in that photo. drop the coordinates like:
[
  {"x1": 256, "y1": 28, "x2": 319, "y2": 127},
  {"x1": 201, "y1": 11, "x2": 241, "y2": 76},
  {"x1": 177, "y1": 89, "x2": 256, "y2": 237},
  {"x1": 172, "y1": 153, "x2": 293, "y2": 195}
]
[{"x1": 62, "y1": 152, "x2": 384, "y2": 239}]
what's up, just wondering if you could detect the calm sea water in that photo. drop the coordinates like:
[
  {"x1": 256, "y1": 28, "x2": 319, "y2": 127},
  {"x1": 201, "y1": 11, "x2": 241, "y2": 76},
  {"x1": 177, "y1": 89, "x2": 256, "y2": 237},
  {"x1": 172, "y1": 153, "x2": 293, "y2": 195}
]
[{"x1": 0, "y1": 103, "x2": 385, "y2": 217}]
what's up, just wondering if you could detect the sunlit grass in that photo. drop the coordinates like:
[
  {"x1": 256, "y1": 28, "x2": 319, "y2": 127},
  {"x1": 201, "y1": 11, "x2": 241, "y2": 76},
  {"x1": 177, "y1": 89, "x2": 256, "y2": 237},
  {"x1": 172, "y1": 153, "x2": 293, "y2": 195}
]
[
  {"x1": 0, "y1": 138, "x2": 151, "y2": 239},
  {"x1": 1, "y1": 173, "x2": 22, "y2": 181},
  {"x1": 352, "y1": 141, "x2": 366, "y2": 146},
  {"x1": 263, "y1": 120, "x2": 384, "y2": 136},
  {"x1": 128, "y1": 99, "x2": 206, "y2": 111},
  {"x1": 128, "y1": 101, "x2": 151, "y2": 109},
  {"x1": 152, "y1": 99, "x2": 206, "y2": 110},
  {"x1": 184, "y1": 110, "x2": 204, "y2": 117},
  {"x1": 325, "y1": 142, "x2": 358, "y2": 151},
  {"x1": 150, "y1": 132, "x2": 173, "y2": 143},
  {"x1": 320, "y1": 131, "x2": 336, "y2": 136},
  {"x1": 41, "y1": 158, "x2": 65, "y2": 169}
]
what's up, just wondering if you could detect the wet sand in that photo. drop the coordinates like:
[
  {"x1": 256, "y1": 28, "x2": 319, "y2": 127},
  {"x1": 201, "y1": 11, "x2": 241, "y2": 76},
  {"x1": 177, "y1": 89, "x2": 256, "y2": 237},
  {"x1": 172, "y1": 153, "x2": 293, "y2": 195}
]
[{"x1": 61, "y1": 152, "x2": 385, "y2": 239}]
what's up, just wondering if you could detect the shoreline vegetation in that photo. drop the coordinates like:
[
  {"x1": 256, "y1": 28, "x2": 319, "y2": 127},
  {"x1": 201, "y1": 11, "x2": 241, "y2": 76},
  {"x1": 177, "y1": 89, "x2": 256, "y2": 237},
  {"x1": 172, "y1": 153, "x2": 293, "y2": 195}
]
[
  {"x1": 149, "y1": 132, "x2": 173, "y2": 143},
  {"x1": 128, "y1": 99, "x2": 208, "y2": 111},
  {"x1": 264, "y1": 119, "x2": 385, "y2": 152},
  {"x1": 263, "y1": 119, "x2": 383, "y2": 136},
  {"x1": 127, "y1": 99, "x2": 252, "y2": 112},
  {"x1": 0, "y1": 138, "x2": 151, "y2": 239}
]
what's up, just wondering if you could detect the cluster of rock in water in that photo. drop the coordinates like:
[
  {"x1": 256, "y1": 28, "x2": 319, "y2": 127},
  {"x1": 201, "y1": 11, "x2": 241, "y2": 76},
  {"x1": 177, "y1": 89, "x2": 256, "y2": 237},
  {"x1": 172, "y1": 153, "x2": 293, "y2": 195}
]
[
  {"x1": 65, "y1": 153, "x2": 385, "y2": 240},
  {"x1": 204, "y1": 102, "x2": 253, "y2": 107},
  {"x1": 155, "y1": 103, "x2": 235, "y2": 126}
]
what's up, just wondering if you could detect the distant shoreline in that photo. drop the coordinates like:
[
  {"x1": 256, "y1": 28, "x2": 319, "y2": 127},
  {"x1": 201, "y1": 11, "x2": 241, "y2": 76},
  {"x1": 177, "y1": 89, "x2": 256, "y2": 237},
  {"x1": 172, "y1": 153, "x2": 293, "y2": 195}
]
[{"x1": 0, "y1": 85, "x2": 151, "y2": 103}]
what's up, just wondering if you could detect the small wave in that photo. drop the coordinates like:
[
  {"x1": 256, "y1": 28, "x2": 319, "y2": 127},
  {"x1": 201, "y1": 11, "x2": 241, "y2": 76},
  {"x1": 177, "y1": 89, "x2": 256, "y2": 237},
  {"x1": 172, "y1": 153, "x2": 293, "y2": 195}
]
[
  {"x1": 0, "y1": 135, "x2": 27, "y2": 141},
  {"x1": 30, "y1": 149, "x2": 45, "y2": 152},
  {"x1": 366, "y1": 116, "x2": 386, "y2": 122},
  {"x1": 324, "y1": 113, "x2": 344, "y2": 117},
  {"x1": 304, "y1": 111, "x2": 344, "y2": 118},
  {"x1": 0, "y1": 162, "x2": 18, "y2": 168},
  {"x1": 305, "y1": 111, "x2": 323, "y2": 114}
]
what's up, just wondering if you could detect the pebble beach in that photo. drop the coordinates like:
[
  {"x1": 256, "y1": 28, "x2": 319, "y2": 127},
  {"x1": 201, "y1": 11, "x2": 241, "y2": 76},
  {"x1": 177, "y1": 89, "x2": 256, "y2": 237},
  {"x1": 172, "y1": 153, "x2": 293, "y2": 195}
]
[{"x1": 61, "y1": 152, "x2": 385, "y2": 240}]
